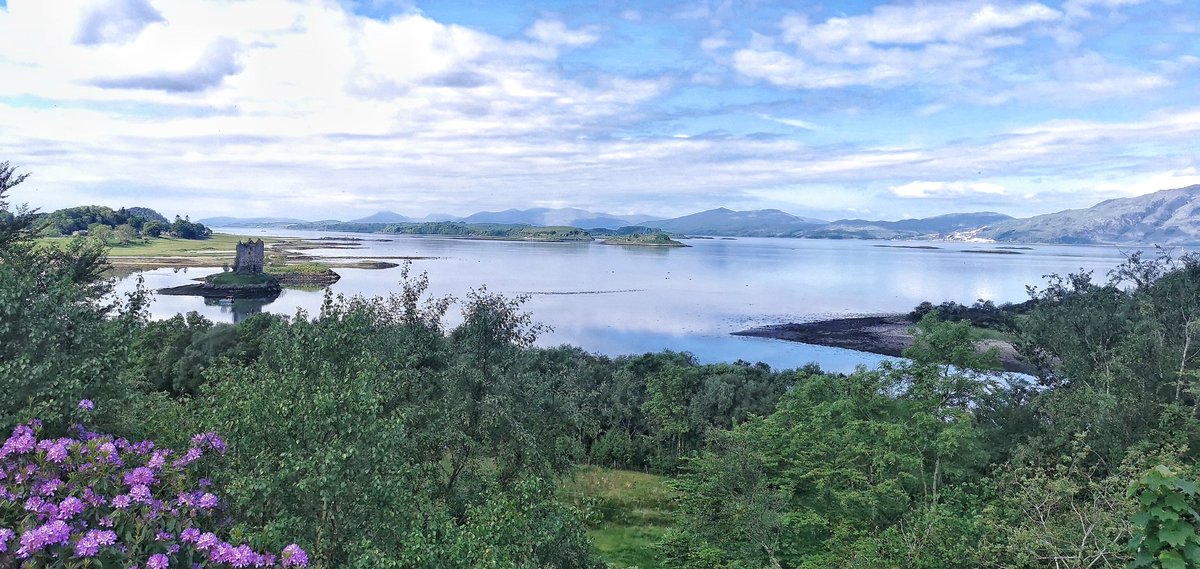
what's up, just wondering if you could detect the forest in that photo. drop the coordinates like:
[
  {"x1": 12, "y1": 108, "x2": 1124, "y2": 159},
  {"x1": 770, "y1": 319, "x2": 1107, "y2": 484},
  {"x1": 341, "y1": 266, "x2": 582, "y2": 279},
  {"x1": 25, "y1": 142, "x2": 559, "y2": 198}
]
[{"x1": 4, "y1": 162, "x2": 1200, "y2": 568}]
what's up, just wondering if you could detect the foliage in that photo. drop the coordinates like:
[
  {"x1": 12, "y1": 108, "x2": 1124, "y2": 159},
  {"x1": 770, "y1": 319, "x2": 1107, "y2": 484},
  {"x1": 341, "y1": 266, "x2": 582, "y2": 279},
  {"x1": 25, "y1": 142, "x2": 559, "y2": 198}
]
[
  {"x1": 0, "y1": 168, "x2": 145, "y2": 433},
  {"x1": 1129, "y1": 466, "x2": 1200, "y2": 569},
  {"x1": 170, "y1": 215, "x2": 212, "y2": 239}
]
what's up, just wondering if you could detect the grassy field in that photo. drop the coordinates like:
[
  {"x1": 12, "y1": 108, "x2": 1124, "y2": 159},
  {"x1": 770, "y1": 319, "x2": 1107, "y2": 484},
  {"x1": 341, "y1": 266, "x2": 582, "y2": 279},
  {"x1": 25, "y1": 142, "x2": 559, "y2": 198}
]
[
  {"x1": 561, "y1": 467, "x2": 678, "y2": 568},
  {"x1": 40, "y1": 234, "x2": 276, "y2": 259},
  {"x1": 265, "y1": 261, "x2": 331, "y2": 275}
]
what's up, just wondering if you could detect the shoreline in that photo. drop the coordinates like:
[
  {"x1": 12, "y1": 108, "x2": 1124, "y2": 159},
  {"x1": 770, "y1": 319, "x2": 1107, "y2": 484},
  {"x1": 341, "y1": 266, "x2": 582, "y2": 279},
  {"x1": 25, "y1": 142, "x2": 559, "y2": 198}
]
[{"x1": 733, "y1": 315, "x2": 1036, "y2": 375}]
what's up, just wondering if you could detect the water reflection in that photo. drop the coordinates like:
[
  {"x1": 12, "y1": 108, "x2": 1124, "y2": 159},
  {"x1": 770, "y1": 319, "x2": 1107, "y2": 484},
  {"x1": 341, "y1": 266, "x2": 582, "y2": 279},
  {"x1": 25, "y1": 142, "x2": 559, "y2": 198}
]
[{"x1": 201, "y1": 297, "x2": 274, "y2": 323}]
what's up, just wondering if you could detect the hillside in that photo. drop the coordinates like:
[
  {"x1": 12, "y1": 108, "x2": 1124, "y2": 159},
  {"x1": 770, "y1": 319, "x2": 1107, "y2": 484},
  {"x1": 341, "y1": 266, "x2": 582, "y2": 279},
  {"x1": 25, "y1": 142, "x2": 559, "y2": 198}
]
[
  {"x1": 350, "y1": 211, "x2": 412, "y2": 223},
  {"x1": 973, "y1": 185, "x2": 1200, "y2": 244},
  {"x1": 648, "y1": 208, "x2": 826, "y2": 236},
  {"x1": 804, "y1": 212, "x2": 1014, "y2": 240}
]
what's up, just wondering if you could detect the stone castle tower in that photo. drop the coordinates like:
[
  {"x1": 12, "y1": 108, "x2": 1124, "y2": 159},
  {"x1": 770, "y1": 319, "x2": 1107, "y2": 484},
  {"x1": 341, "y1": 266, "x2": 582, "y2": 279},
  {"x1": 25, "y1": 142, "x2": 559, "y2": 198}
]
[{"x1": 234, "y1": 239, "x2": 265, "y2": 273}]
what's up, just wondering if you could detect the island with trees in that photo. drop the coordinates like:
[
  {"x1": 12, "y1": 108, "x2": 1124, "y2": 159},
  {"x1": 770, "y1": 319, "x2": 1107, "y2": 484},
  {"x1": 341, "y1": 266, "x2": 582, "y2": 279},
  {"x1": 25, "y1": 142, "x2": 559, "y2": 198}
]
[{"x1": 602, "y1": 232, "x2": 688, "y2": 247}]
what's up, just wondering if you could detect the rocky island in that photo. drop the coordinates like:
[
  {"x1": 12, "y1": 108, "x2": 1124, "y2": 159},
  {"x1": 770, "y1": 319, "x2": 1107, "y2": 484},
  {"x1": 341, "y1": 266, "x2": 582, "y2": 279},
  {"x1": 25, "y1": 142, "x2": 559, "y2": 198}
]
[{"x1": 602, "y1": 232, "x2": 687, "y2": 247}]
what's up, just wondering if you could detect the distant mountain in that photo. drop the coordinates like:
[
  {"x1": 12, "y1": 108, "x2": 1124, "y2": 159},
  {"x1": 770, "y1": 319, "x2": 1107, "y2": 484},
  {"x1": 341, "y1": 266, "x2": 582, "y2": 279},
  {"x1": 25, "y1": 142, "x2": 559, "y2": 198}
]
[
  {"x1": 647, "y1": 208, "x2": 827, "y2": 237},
  {"x1": 461, "y1": 207, "x2": 648, "y2": 229},
  {"x1": 971, "y1": 185, "x2": 1200, "y2": 244},
  {"x1": 198, "y1": 216, "x2": 309, "y2": 227},
  {"x1": 351, "y1": 211, "x2": 412, "y2": 223},
  {"x1": 807, "y1": 212, "x2": 1014, "y2": 239}
]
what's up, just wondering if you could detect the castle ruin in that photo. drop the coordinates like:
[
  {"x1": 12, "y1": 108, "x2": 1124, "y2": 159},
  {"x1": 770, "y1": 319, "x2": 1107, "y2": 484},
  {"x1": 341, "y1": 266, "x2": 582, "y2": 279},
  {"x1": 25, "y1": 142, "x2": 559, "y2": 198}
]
[{"x1": 234, "y1": 239, "x2": 265, "y2": 273}]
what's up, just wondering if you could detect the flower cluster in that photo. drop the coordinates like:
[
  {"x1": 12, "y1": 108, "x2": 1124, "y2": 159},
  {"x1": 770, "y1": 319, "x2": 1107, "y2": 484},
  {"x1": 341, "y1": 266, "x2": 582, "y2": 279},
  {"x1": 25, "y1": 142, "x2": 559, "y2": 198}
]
[{"x1": 0, "y1": 411, "x2": 309, "y2": 568}]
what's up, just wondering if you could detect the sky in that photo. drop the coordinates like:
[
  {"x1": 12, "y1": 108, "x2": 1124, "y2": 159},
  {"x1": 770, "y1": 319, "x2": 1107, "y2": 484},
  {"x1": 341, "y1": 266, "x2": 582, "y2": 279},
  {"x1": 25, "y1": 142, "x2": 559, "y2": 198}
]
[{"x1": 0, "y1": 0, "x2": 1197, "y2": 221}]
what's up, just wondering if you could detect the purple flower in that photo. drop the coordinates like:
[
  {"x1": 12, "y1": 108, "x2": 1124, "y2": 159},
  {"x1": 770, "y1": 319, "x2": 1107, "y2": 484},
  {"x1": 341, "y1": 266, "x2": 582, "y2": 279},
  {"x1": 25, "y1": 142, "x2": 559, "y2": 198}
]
[
  {"x1": 129, "y1": 484, "x2": 152, "y2": 503},
  {"x1": 1, "y1": 425, "x2": 37, "y2": 458},
  {"x1": 0, "y1": 528, "x2": 14, "y2": 553},
  {"x1": 190, "y1": 432, "x2": 226, "y2": 454},
  {"x1": 195, "y1": 532, "x2": 219, "y2": 551},
  {"x1": 282, "y1": 544, "x2": 309, "y2": 568},
  {"x1": 124, "y1": 466, "x2": 157, "y2": 486},
  {"x1": 146, "y1": 553, "x2": 169, "y2": 569},
  {"x1": 78, "y1": 399, "x2": 95, "y2": 410},
  {"x1": 74, "y1": 529, "x2": 117, "y2": 558},
  {"x1": 148, "y1": 450, "x2": 169, "y2": 469},
  {"x1": 17, "y1": 519, "x2": 70, "y2": 558},
  {"x1": 55, "y1": 496, "x2": 85, "y2": 520},
  {"x1": 179, "y1": 528, "x2": 200, "y2": 543},
  {"x1": 196, "y1": 493, "x2": 218, "y2": 509},
  {"x1": 172, "y1": 447, "x2": 203, "y2": 468},
  {"x1": 46, "y1": 440, "x2": 70, "y2": 463},
  {"x1": 34, "y1": 478, "x2": 63, "y2": 496},
  {"x1": 112, "y1": 495, "x2": 132, "y2": 509}
]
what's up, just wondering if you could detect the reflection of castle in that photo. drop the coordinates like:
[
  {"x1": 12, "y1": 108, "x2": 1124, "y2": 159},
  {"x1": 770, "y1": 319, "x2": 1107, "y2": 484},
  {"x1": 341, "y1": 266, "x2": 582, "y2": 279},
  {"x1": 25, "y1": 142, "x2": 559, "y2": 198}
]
[
  {"x1": 204, "y1": 297, "x2": 269, "y2": 324},
  {"x1": 234, "y1": 239, "x2": 265, "y2": 273}
]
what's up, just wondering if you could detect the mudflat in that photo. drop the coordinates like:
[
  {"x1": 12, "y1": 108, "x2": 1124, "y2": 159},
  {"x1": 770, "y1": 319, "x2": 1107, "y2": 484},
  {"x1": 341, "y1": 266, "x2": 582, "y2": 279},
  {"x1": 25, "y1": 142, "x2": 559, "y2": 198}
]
[{"x1": 733, "y1": 315, "x2": 1035, "y2": 374}]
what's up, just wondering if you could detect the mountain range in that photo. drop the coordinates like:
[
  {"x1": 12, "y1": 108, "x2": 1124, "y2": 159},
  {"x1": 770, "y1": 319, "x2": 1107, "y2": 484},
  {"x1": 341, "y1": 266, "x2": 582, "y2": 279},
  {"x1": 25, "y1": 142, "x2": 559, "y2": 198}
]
[{"x1": 199, "y1": 185, "x2": 1200, "y2": 245}]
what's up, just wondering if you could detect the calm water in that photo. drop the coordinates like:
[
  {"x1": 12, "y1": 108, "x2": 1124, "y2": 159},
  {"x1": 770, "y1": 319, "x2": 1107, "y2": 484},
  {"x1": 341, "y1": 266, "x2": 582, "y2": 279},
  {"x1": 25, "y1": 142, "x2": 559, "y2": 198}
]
[{"x1": 113, "y1": 230, "x2": 1142, "y2": 373}]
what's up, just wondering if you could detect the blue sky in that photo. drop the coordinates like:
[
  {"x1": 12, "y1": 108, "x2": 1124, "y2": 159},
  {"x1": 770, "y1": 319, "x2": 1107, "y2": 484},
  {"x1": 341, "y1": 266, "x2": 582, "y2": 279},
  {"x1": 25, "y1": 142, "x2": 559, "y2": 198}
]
[{"x1": 0, "y1": 0, "x2": 1197, "y2": 221}]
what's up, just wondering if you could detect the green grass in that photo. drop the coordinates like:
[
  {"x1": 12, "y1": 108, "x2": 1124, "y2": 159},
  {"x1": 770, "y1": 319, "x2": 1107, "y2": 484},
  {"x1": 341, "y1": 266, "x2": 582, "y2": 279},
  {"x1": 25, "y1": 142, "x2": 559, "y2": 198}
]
[
  {"x1": 265, "y1": 262, "x2": 331, "y2": 275},
  {"x1": 561, "y1": 467, "x2": 678, "y2": 568},
  {"x1": 39, "y1": 233, "x2": 277, "y2": 258},
  {"x1": 587, "y1": 526, "x2": 671, "y2": 569},
  {"x1": 205, "y1": 272, "x2": 277, "y2": 286},
  {"x1": 967, "y1": 325, "x2": 1017, "y2": 343}
]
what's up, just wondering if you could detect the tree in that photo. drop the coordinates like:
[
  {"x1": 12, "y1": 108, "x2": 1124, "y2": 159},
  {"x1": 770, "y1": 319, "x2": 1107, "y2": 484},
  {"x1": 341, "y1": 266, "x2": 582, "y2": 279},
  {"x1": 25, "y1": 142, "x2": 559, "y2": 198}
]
[
  {"x1": 0, "y1": 163, "x2": 144, "y2": 433},
  {"x1": 142, "y1": 220, "x2": 165, "y2": 237}
]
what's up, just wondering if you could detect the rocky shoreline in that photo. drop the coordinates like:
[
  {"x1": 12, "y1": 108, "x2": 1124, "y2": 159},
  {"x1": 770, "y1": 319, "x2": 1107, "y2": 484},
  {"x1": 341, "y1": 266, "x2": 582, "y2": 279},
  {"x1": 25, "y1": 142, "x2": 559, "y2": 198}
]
[{"x1": 733, "y1": 315, "x2": 1036, "y2": 374}]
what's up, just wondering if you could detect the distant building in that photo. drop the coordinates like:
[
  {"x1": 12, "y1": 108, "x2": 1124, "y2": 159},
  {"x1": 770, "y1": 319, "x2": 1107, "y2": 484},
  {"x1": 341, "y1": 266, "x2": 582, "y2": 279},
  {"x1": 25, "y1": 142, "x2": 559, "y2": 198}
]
[{"x1": 234, "y1": 239, "x2": 265, "y2": 273}]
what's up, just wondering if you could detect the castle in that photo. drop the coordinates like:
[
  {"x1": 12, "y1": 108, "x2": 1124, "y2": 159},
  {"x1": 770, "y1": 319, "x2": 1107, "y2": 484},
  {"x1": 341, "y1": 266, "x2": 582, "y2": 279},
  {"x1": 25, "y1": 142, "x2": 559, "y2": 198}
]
[{"x1": 234, "y1": 239, "x2": 265, "y2": 273}]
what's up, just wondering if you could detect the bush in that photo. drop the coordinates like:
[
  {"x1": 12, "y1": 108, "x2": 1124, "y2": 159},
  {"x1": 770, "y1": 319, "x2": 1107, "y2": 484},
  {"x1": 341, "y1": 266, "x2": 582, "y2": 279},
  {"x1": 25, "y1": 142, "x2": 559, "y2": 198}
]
[{"x1": 0, "y1": 409, "x2": 308, "y2": 567}]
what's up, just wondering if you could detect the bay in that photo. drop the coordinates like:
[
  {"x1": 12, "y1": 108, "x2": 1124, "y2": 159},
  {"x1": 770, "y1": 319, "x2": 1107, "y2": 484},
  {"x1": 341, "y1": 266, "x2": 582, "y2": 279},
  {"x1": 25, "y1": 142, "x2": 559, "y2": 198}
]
[{"x1": 113, "y1": 230, "x2": 1142, "y2": 373}]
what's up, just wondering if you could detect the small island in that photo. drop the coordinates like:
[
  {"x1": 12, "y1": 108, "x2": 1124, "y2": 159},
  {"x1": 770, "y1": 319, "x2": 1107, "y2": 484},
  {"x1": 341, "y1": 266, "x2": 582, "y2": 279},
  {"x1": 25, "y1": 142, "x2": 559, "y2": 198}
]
[
  {"x1": 602, "y1": 232, "x2": 687, "y2": 247},
  {"x1": 158, "y1": 239, "x2": 342, "y2": 299}
]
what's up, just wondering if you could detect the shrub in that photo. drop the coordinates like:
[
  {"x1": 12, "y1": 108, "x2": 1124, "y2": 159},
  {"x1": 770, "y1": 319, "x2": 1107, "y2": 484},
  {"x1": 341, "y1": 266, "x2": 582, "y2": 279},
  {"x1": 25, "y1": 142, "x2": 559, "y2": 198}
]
[{"x1": 0, "y1": 403, "x2": 307, "y2": 568}]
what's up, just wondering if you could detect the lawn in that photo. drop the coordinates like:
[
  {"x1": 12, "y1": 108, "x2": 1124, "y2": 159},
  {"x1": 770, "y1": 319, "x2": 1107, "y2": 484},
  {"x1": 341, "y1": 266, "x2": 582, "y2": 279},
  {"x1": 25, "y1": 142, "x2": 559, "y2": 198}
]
[
  {"x1": 39, "y1": 233, "x2": 277, "y2": 259},
  {"x1": 205, "y1": 272, "x2": 277, "y2": 286},
  {"x1": 560, "y1": 466, "x2": 679, "y2": 568},
  {"x1": 265, "y1": 261, "x2": 331, "y2": 275}
]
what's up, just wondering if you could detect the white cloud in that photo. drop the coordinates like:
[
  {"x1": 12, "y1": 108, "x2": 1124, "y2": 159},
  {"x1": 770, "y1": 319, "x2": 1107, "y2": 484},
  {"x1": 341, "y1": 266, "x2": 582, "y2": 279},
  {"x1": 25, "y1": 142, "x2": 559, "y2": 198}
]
[
  {"x1": 1062, "y1": 0, "x2": 1150, "y2": 19},
  {"x1": 759, "y1": 114, "x2": 819, "y2": 130},
  {"x1": 733, "y1": 1, "x2": 1060, "y2": 89},
  {"x1": 75, "y1": 0, "x2": 163, "y2": 45},
  {"x1": 525, "y1": 19, "x2": 600, "y2": 47},
  {"x1": 0, "y1": 0, "x2": 1194, "y2": 220},
  {"x1": 891, "y1": 181, "x2": 1008, "y2": 198}
]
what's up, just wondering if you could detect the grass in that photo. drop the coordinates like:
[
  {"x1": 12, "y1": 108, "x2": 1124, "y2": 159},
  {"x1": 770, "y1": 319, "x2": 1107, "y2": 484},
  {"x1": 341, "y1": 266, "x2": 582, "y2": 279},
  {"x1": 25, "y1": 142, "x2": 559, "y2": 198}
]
[
  {"x1": 561, "y1": 467, "x2": 679, "y2": 568},
  {"x1": 39, "y1": 233, "x2": 278, "y2": 259},
  {"x1": 967, "y1": 325, "x2": 1018, "y2": 344},
  {"x1": 265, "y1": 262, "x2": 331, "y2": 275},
  {"x1": 205, "y1": 272, "x2": 277, "y2": 287}
]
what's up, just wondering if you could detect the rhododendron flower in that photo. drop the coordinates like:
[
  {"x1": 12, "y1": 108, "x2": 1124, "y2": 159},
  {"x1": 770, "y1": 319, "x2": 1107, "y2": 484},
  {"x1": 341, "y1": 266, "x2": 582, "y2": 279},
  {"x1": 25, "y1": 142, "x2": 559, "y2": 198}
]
[
  {"x1": 1, "y1": 422, "x2": 305, "y2": 568},
  {"x1": 78, "y1": 399, "x2": 94, "y2": 410},
  {"x1": 0, "y1": 528, "x2": 14, "y2": 553},
  {"x1": 17, "y1": 519, "x2": 71, "y2": 557}
]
